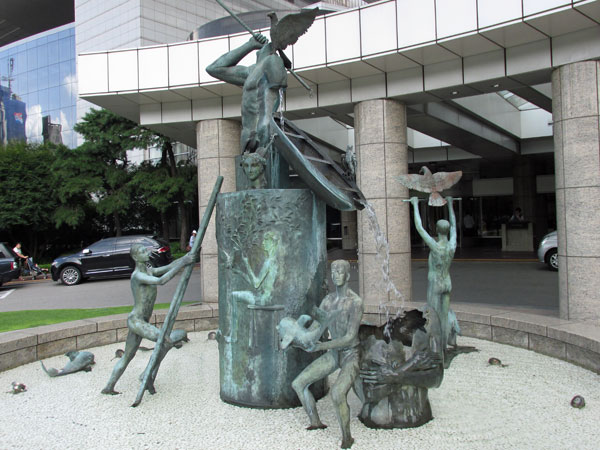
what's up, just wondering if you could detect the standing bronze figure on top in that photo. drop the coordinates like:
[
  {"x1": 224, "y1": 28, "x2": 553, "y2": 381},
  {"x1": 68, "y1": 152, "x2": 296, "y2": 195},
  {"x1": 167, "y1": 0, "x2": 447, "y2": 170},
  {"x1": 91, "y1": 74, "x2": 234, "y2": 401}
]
[{"x1": 207, "y1": 4, "x2": 318, "y2": 155}]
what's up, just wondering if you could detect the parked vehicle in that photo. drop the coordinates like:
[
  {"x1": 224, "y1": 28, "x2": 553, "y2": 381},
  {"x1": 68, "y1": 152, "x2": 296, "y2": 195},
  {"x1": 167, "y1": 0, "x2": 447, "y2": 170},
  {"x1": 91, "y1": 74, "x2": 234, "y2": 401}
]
[
  {"x1": 51, "y1": 235, "x2": 172, "y2": 286},
  {"x1": 0, "y1": 242, "x2": 20, "y2": 287},
  {"x1": 538, "y1": 231, "x2": 558, "y2": 271}
]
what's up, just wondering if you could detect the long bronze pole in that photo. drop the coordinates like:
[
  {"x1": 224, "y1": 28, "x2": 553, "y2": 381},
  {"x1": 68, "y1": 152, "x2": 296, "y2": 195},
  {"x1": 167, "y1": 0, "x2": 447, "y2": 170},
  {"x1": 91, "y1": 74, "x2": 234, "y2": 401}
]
[{"x1": 132, "y1": 176, "x2": 224, "y2": 407}]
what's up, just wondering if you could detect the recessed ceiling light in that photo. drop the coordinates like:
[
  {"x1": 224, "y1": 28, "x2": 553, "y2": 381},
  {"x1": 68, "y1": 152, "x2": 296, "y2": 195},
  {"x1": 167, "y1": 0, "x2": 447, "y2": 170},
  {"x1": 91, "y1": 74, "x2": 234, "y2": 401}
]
[
  {"x1": 493, "y1": 83, "x2": 500, "y2": 88},
  {"x1": 451, "y1": 91, "x2": 459, "y2": 95}
]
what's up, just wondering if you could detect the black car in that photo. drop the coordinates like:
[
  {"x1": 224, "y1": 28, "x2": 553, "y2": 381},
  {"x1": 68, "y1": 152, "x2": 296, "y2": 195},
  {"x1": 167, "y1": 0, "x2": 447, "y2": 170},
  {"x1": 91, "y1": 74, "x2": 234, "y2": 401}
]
[
  {"x1": 0, "y1": 242, "x2": 20, "y2": 287},
  {"x1": 51, "y1": 235, "x2": 173, "y2": 286}
]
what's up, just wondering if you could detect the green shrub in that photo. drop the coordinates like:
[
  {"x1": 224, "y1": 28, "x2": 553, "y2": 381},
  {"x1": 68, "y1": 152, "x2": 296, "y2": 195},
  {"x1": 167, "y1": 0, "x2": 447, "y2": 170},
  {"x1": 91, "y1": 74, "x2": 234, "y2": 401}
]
[{"x1": 170, "y1": 240, "x2": 187, "y2": 259}]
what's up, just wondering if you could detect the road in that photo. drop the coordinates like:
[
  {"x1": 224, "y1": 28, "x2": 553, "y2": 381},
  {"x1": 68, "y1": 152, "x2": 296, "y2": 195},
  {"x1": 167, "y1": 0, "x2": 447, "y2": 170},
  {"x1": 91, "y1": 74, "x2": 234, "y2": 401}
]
[
  {"x1": 0, "y1": 261, "x2": 558, "y2": 313},
  {"x1": 0, "y1": 267, "x2": 204, "y2": 312}
]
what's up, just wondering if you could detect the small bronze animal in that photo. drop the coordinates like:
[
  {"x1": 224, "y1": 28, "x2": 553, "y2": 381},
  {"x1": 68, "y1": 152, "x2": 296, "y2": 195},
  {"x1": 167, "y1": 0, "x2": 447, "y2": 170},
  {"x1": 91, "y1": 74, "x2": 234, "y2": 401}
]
[
  {"x1": 112, "y1": 349, "x2": 125, "y2": 360},
  {"x1": 207, "y1": 331, "x2": 217, "y2": 340},
  {"x1": 277, "y1": 315, "x2": 323, "y2": 350},
  {"x1": 277, "y1": 310, "x2": 336, "y2": 350},
  {"x1": 171, "y1": 329, "x2": 189, "y2": 348},
  {"x1": 40, "y1": 351, "x2": 95, "y2": 377},
  {"x1": 488, "y1": 357, "x2": 508, "y2": 367},
  {"x1": 9, "y1": 382, "x2": 27, "y2": 394},
  {"x1": 571, "y1": 395, "x2": 585, "y2": 409}
]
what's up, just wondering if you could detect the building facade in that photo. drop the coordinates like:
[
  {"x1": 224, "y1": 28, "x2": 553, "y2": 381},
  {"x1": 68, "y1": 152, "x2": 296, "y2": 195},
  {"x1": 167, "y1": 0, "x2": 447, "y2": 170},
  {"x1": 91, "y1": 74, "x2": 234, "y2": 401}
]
[
  {"x1": 2, "y1": 1, "x2": 600, "y2": 324},
  {"x1": 0, "y1": 25, "x2": 77, "y2": 147}
]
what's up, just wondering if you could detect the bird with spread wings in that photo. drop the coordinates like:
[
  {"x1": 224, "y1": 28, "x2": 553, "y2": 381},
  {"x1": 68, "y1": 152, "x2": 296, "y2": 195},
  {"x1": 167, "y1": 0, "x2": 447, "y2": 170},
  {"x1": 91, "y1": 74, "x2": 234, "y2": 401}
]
[
  {"x1": 397, "y1": 166, "x2": 462, "y2": 206},
  {"x1": 267, "y1": 9, "x2": 319, "y2": 69}
]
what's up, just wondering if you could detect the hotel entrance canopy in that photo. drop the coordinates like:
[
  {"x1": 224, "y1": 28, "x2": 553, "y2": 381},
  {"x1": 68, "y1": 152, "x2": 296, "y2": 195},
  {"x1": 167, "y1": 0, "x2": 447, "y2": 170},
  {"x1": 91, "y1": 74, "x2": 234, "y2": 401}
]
[{"x1": 78, "y1": 0, "x2": 600, "y2": 148}]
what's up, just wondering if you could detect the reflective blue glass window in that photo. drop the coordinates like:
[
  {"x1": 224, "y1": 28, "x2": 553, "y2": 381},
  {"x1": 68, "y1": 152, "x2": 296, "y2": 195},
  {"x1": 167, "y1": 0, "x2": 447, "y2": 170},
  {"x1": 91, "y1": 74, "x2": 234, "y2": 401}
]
[
  {"x1": 47, "y1": 40, "x2": 59, "y2": 64},
  {"x1": 48, "y1": 63, "x2": 60, "y2": 87},
  {"x1": 1, "y1": 25, "x2": 76, "y2": 147},
  {"x1": 17, "y1": 73, "x2": 27, "y2": 94},
  {"x1": 27, "y1": 113, "x2": 42, "y2": 143},
  {"x1": 37, "y1": 66, "x2": 49, "y2": 90},
  {"x1": 68, "y1": 106, "x2": 75, "y2": 129},
  {"x1": 37, "y1": 45, "x2": 48, "y2": 67},
  {"x1": 48, "y1": 109, "x2": 59, "y2": 125},
  {"x1": 60, "y1": 84, "x2": 71, "y2": 108},
  {"x1": 38, "y1": 88, "x2": 49, "y2": 111},
  {"x1": 27, "y1": 90, "x2": 38, "y2": 108},
  {"x1": 58, "y1": 38, "x2": 71, "y2": 63},
  {"x1": 14, "y1": 51, "x2": 26, "y2": 74},
  {"x1": 59, "y1": 60, "x2": 71, "y2": 85},
  {"x1": 48, "y1": 87, "x2": 60, "y2": 111},
  {"x1": 27, "y1": 48, "x2": 37, "y2": 70},
  {"x1": 27, "y1": 70, "x2": 38, "y2": 93}
]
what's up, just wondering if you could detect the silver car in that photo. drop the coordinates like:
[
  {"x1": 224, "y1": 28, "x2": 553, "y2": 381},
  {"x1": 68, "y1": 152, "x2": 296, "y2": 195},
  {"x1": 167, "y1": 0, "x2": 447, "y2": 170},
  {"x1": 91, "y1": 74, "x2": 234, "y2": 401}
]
[{"x1": 538, "y1": 231, "x2": 558, "y2": 271}]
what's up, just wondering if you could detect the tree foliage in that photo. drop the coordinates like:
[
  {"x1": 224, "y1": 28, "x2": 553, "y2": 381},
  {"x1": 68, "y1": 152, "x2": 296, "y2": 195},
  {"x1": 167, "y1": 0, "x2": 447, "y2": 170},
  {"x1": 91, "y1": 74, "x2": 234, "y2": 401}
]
[
  {"x1": 72, "y1": 108, "x2": 154, "y2": 236},
  {"x1": 0, "y1": 141, "x2": 77, "y2": 259},
  {"x1": 131, "y1": 136, "x2": 197, "y2": 248},
  {"x1": 0, "y1": 141, "x2": 57, "y2": 230},
  {"x1": 51, "y1": 145, "x2": 101, "y2": 228},
  {"x1": 1, "y1": 108, "x2": 198, "y2": 260}
]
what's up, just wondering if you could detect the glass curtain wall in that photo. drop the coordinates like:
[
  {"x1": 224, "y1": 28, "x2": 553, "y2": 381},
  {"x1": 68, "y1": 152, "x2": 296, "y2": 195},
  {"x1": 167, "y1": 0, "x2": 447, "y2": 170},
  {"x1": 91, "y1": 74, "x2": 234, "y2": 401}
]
[{"x1": 0, "y1": 25, "x2": 77, "y2": 148}]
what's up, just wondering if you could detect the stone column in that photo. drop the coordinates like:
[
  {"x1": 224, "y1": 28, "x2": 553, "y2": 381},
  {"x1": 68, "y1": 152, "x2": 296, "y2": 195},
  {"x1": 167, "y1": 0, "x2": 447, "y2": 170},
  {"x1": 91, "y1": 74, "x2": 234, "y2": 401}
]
[
  {"x1": 196, "y1": 119, "x2": 241, "y2": 303},
  {"x1": 354, "y1": 99, "x2": 411, "y2": 309},
  {"x1": 552, "y1": 61, "x2": 600, "y2": 323}
]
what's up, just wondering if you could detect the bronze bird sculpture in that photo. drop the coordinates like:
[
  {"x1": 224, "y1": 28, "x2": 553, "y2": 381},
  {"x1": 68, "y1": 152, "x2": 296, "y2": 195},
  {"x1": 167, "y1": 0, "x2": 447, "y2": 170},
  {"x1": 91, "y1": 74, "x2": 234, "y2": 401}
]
[
  {"x1": 396, "y1": 166, "x2": 462, "y2": 206},
  {"x1": 267, "y1": 9, "x2": 319, "y2": 69}
]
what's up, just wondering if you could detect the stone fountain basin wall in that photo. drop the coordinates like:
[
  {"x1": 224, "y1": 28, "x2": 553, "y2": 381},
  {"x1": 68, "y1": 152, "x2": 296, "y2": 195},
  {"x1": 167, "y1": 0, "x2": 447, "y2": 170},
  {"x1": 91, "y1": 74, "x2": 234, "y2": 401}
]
[
  {"x1": 364, "y1": 302, "x2": 600, "y2": 374},
  {"x1": 1, "y1": 302, "x2": 599, "y2": 374},
  {"x1": 0, "y1": 304, "x2": 219, "y2": 372}
]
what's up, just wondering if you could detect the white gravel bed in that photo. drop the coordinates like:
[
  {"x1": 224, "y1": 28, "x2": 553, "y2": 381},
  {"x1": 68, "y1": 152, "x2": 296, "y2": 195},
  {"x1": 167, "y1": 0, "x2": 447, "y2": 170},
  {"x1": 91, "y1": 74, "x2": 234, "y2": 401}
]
[{"x1": 1, "y1": 332, "x2": 598, "y2": 449}]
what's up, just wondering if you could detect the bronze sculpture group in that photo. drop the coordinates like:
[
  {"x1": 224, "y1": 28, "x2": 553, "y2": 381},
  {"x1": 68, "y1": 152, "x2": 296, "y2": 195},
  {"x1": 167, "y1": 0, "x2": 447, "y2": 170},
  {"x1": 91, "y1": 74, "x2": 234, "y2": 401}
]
[{"x1": 98, "y1": 4, "x2": 470, "y2": 449}]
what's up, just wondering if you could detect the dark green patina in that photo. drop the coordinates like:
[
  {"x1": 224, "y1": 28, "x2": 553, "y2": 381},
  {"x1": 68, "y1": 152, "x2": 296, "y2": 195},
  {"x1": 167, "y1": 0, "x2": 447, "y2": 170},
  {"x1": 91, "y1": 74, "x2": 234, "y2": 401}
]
[
  {"x1": 216, "y1": 189, "x2": 327, "y2": 408},
  {"x1": 208, "y1": 5, "x2": 366, "y2": 412}
]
